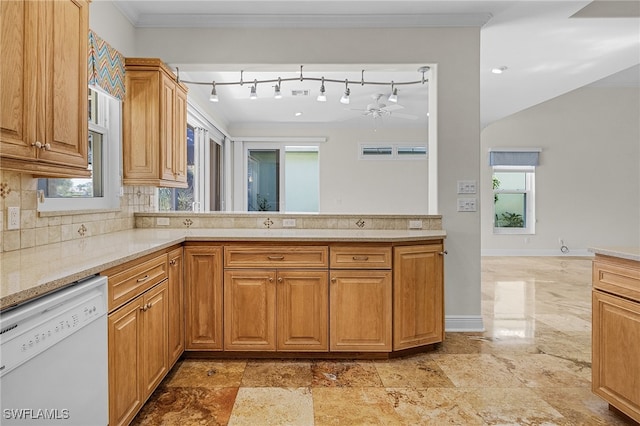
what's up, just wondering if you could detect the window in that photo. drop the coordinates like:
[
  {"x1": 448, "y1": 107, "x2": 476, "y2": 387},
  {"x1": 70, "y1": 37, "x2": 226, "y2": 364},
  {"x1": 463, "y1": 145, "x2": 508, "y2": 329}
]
[
  {"x1": 37, "y1": 88, "x2": 121, "y2": 212},
  {"x1": 493, "y1": 166, "x2": 535, "y2": 234},
  {"x1": 359, "y1": 143, "x2": 427, "y2": 159},
  {"x1": 245, "y1": 144, "x2": 319, "y2": 212},
  {"x1": 159, "y1": 125, "x2": 196, "y2": 211}
]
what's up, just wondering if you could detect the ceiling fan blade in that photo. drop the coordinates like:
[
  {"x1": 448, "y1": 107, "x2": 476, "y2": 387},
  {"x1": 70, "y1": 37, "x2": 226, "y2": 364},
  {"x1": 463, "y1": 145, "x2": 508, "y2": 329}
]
[
  {"x1": 382, "y1": 104, "x2": 404, "y2": 112},
  {"x1": 389, "y1": 112, "x2": 419, "y2": 120}
]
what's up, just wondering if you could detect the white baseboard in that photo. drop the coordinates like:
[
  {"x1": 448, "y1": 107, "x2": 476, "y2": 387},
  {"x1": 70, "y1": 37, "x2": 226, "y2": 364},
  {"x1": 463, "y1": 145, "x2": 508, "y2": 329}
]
[
  {"x1": 445, "y1": 315, "x2": 485, "y2": 332},
  {"x1": 481, "y1": 248, "x2": 593, "y2": 257}
]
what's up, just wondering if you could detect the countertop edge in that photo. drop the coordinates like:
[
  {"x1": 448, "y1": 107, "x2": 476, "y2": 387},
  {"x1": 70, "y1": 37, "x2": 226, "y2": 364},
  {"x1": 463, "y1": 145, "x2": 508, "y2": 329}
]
[
  {"x1": 1, "y1": 228, "x2": 445, "y2": 311},
  {"x1": 589, "y1": 247, "x2": 640, "y2": 262}
]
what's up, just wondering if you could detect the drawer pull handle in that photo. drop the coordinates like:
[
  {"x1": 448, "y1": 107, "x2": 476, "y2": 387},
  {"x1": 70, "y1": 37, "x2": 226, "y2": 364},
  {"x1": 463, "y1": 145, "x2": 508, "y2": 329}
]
[
  {"x1": 352, "y1": 256, "x2": 369, "y2": 261},
  {"x1": 267, "y1": 256, "x2": 285, "y2": 261},
  {"x1": 137, "y1": 275, "x2": 150, "y2": 282}
]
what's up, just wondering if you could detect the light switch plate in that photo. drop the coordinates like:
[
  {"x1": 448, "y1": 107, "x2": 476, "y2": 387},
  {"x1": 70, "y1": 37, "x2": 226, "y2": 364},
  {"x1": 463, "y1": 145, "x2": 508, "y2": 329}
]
[
  {"x1": 457, "y1": 180, "x2": 477, "y2": 194},
  {"x1": 457, "y1": 198, "x2": 477, "y2": 212}
]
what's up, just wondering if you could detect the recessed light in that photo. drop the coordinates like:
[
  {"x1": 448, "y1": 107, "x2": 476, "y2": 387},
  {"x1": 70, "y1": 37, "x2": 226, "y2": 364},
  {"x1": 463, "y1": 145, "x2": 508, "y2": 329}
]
[
  {"x1": 294, "y1": 112, "x2": 303, "y2": 117},
  {"x1": 491, "y1": 66, "x2": 508, "y2": 74}
]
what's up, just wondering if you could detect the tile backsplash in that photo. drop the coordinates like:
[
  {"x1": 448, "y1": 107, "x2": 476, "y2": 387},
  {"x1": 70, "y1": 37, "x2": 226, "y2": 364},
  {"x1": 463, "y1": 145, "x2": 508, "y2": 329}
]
[{"x1": 0, "y1": 171, "x2": 156, "y2": 252}]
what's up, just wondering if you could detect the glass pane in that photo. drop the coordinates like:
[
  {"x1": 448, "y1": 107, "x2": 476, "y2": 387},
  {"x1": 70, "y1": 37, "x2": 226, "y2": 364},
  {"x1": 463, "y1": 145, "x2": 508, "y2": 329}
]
[
  {"x1": 494, "y1": 193, "x2": 526, "y2": 228},
  {"x1": 38, "y1": 130, "x2": 103, "y2": 198},
  {"x1": 158, "y1": 126, "x2": 196, "y2": 211},
  {"x1": 285, "y1": 149, "x2": 318, "y2": 212},
  {"x1": 494, "y1": 172, "x2": 525, "y2": 191},
  {"x1": 248, "y1": 149, "x2": 279, "y2": 211},
  {"x1": 397, "y1": 146, "x2": 427, "y2": 156},
  {"x1": 362, "y1": 146, "x2": 392, "y2": 156}
]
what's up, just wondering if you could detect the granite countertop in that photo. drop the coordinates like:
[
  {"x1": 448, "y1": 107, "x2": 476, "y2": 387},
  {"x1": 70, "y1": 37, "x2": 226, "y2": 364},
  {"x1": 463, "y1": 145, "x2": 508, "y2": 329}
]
[
  {"x1": 589, "y1": 246, "x2": 640, "y2": 262},
  {"x1": 0, "y1": 227, "x2": 446, "y2": 311}
]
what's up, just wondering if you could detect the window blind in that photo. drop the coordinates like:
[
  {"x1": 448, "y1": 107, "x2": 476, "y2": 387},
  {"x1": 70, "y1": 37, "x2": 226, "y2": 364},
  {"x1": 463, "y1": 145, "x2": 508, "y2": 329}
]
[{"x1": 489, "y1": 150, "x2": 540, "y2": 166}]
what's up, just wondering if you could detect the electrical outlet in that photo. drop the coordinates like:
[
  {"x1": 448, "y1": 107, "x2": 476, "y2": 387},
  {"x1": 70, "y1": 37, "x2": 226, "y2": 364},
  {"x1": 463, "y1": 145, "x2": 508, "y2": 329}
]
[
  {"x1": 409, "y1": 220, "x2": 423, "y2": 229},
  {"x1": 457, "y1": 180, "x2": 477, "y2": 194},
  {"x1": 282, "y1": 218, "x2": 296, "y2": 227},
  {"x1": 156, "y1": 217, "x2": 170, "y2": 226},
  {"x1": 8, "y1": 207, "x2": 20, "y2": 230}
]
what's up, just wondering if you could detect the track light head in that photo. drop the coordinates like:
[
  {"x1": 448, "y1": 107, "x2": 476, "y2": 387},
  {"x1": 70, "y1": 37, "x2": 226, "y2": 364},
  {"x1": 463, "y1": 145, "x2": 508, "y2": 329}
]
[
  {"x1": 388, "y1": 87, "x2": 398, "y2": 103},
  {"x1": 209, "y1": 82, "x2": 218, "y2": 102},
  {"x1": 317, "y1": 78, "x2": 327, "y2": 102},
  {"x1": 340, "y1": 80, "x2": 350, "y2": 104},
  {"x1": 250, "y1": 80, "x2": 257, "y2": 99},
  {"x1": 274, "y1": 78, "x2": 282, "y2": 99}
]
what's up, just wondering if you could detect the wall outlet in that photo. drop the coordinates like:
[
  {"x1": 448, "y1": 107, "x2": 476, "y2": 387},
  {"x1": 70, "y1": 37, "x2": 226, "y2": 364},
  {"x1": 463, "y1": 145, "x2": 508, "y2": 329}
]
[
  {"x1": 282, "y1": 218, "x2": 296, "y2": 228},
  {"x1": 409, "y1": 220, "x2": 423, "y2": 229},
  {"x1": 8, "y1": 207, "x2": 20, "y2": 230},
  {"x1": 156, "y1": 217, "x2": 170, "y2": 226},
  {"x1": 457, "y1": 198, "x2": 477, "y2": 212}
]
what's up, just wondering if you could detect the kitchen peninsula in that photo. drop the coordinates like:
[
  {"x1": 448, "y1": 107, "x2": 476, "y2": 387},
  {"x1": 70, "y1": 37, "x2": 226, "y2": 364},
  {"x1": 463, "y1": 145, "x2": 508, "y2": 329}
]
[{"x1": 590, "y1": 247, "x2": 640, "y2": 423}]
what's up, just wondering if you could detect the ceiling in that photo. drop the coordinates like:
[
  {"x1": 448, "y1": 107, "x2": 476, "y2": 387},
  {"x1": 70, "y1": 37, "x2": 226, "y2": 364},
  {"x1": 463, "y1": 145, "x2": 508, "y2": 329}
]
[{"x1": 112, "y1": 0, "x2": 640, "y2": 129}]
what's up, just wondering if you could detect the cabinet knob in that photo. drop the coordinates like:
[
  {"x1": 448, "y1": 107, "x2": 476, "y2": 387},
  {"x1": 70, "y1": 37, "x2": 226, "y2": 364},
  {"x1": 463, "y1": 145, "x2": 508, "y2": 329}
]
[
  {"x1": 439, "y1": 250, "x2": 448, "y2": 255},
  {"x1": 277, "y1": 277, "x2": 283, "y2": 283},
  {"x1": 169, "y1": 259, "x2": 177, "y2": 266},
  {"x1": 43, "y1": 143, "x2": 51, "y2": 151},
  {"x1": 31, "y1": 141, "x2": 43, "y2": 149},
  {"x1": 269, "y1": 277, "x2": 274, "y2": 282},
  {"x1": 331, "y1": 277, "x2": 337, "y2": 283}
]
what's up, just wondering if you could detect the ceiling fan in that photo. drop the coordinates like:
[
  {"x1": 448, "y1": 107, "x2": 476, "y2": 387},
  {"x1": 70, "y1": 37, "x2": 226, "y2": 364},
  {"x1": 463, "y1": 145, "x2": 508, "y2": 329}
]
[{"x1": 350, "y1": 94, "x2": 419, "y2": 120}]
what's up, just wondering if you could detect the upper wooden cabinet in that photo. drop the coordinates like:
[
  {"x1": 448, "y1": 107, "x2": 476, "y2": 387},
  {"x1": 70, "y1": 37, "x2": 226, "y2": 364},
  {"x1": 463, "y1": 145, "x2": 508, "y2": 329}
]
[
  {"x1": 123, "y1": 58, "x2": 188, "y2": 188},
  {"x1": 0, "y1": 0, "x2": 90, "y2": 177}
]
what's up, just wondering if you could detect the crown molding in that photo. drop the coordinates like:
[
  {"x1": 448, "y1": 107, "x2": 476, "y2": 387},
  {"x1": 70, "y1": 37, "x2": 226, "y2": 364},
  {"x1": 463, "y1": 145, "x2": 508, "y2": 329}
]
[{"x1": 115, "y1": 12, "x2": 493, "y2": 28}]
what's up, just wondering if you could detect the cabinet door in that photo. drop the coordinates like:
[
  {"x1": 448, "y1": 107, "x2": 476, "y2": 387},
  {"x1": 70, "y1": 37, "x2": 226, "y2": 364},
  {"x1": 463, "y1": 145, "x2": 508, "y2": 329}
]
[
  {"x1": 160, "y1": 73, "x2": 176, "y2": 182},
  {"x1": 173, "y1": 85, "x2": 188, "y2": 184},
  {"x1": 108, "y1": 297, "x2": 143, "y2": 426},
  {"x1": 329, "y1": 270, "x2": 392, "y2": 352},
  {"x1": 277, "y1": 270, "x2": 328, "y2": 351},
  {"x1": 167, "y1": 248, "x2": 184, "y2": 366},
  {"x1": 393, "y1": 244, "x2": 444, "y2": 350},
  {"x1": 123, "y1": 70, "x2": 160, "y2": 183},
  {"x1": 184, "y1": 246, "x2": 223, "y2": 350},
  {"x1": 141, "y1": 281, "x2": 168, "y2": 400},
  {"x1": 592, "y1": 290, "x2": 640, "y2": 423},
  {"x1": 224, "y1": 270, "x2": 277, "y2": 351},
  {"x1": 37, "y1": 0, "x2": 88, "y2": 168},
  {"x1": 0, "y1": 0, "x2": 36, "y2": 160}
]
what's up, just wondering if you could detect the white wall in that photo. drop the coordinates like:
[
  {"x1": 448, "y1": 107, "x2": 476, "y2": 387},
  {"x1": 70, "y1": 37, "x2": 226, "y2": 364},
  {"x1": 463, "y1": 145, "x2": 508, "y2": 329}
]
[
  {"x1": 229, "y1": 124, "x2": 429, "y2": 214},
  {"x1": 481, "y1": 87, "x2": 640, "y2": 255},
  {"x1": 135, "y1": 26, "x2": 483, "y2": 330},
  {"x1": 89, "y1": 1, "x2": 137, "y2": 56}
]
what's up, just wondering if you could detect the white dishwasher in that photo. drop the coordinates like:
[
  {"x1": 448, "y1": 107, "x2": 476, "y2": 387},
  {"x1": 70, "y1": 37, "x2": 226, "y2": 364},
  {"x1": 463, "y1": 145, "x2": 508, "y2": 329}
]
[{"x1": 0, "y1": 275, "x2": 108, "y2": 426}]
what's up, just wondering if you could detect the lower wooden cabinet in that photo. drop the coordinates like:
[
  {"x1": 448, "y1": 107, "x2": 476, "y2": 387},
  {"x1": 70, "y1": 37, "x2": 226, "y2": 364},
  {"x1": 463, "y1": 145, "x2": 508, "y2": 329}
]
[
  {"x1": 592, "y1": 255, "x2": 640, "y2": 423},
  {"x1": 329, "y1": 270, "x2": 392, "y2": 352},
  {"x1": 108, "y1": 281, "x2": 168, "y2": 426},
  {"x1": 393, "y1": 244, "x2": 444, "y2": 350},
  {"x1": 223, "y1": 269, "x2": 329, "y2": 351},
  {"x1": 184, "y1": 245, "x2": 223, "y2": 350},
  {"x1": 167, "y1": 247, "x2": 184, "y2": 366}
]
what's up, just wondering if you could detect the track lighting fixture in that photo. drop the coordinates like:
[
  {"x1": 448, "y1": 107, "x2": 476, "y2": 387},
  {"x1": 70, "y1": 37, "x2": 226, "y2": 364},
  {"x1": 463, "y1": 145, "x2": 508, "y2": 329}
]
[
  {"x1": 274, "y1": 78, "x2": 282, "y2": 99},
  {"x1": 340, "y1": 80, "x2": 350, "y2": 105},
  {"x1": 209, "y1": 82, "x2": 218, "y2": 102},
  {"x1": 250, "y1": 80, "x2": 257, "y2": 99},
  {"x1": 189, "y1": 65, "x2": 430, "y2": 104},
  {"x1": 388, "y1": 83, "x2": 398, "y2": 103},
  {"x1": 317, "y1": 77, "x2": 327, "y2": 102}
]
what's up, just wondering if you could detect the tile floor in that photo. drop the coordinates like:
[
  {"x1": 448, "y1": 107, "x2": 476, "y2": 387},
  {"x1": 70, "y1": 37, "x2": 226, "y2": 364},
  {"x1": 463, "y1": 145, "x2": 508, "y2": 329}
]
[{"x1": 132, "y1": 257, "x2": 637, "y2": 425}]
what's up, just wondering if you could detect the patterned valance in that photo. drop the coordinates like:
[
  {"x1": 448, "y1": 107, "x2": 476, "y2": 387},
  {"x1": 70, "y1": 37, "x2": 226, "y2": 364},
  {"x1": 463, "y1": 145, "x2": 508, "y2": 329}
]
[{"x1": 88, "y1": 30, "x2": 125, "y2": 100}]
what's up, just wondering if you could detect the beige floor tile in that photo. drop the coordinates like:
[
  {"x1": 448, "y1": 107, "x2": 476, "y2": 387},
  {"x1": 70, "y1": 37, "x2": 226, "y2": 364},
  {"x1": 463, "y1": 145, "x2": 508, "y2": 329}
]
[
  {"x1": 385, "y1": 388, "x2": 485, "y2": 425},
  {"x1": 228, "y1": 387, "x2": 314, "y2": 426},
  {"x1": 242, "y1": 360, "x2": 313, "y2": 387},
  {"x1": 311, "y1": 360, "x2": 383, "y2": 387},
  {"x1": 312, "y1": 387, "x2": 404, "y2": 425},
  {"x1": 431, "y1": 353, "x2": 524, "y2": 387},
  {"x1": 374, "y1": 353, "x2": 454, "y2": 389},
  {"x1": 164, "y1": 359, "x2": 247, "y2": 388}
]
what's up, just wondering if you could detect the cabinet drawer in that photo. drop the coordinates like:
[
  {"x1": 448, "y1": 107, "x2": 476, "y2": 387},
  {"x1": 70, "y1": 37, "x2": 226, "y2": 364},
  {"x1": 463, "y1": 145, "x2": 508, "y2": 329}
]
[
  {"x1": 224, "y1": 245, "x2": 328, "y2": 268},
  {"x1": 593, "y1": 259, "x2": 640, "y2": 303},
  {"x1": 329, "y1": 245, "x2": 392, "y2": 269},
  {"x1": 105, "y1": 253, "x2": 168, "y2": 311}
]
